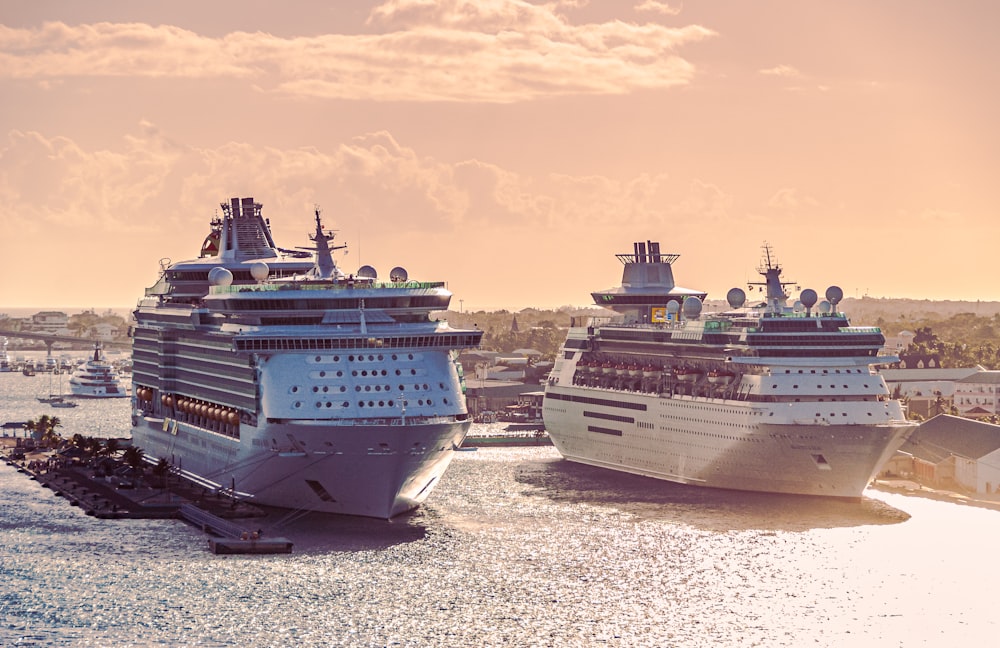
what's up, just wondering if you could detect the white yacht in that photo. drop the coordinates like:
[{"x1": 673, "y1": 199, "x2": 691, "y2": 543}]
[
  {"x1": 130, "y1": 197, "x2": 482, "y2": 519},
  {"x1": 543, "y1": 241, "x2": 915, "y2": 499},
  {"x1": 69, "y1": 342, "x2": 129, "y2": 398}
]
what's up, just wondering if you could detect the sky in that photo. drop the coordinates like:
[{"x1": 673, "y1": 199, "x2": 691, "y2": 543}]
[{"x1": 1, "y1": 0, "x2": 998, "y2": 312}]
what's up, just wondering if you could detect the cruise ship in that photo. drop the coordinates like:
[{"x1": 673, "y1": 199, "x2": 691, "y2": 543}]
[
  {"x1": 130, "y1": 197, "x2": 482, "y2": 518},
  {"x1": 542, "y1": 242, "x2": 914, "y2": 499},
  {"x1": 68, "y1": 342, "x2": 129, "y2": 398}
]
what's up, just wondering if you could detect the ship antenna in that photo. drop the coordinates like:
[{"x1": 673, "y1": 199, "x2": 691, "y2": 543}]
[{"x1": 749, "y1": 241, "x2": 794, "y2": 313}]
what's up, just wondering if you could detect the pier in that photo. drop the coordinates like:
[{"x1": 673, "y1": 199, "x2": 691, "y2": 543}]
[{"x1": 1, "y1": 436, "x2": 292, "y2": 553}]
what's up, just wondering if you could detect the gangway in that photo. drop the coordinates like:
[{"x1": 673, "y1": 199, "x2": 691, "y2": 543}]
[{"x1": 178, "y1": 503, "x2": 292, "y2": 554}]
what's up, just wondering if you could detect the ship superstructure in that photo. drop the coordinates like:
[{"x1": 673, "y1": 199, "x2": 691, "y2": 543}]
[
  {"x1": 131, "y1": 197, "x2": 482, "y2": 518},
  {"x1": 543, "y1": 241, "x2": 914, "y2": 499}
]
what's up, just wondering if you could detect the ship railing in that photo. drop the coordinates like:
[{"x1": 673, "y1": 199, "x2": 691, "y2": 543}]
[{"x1": 209, "y1": 280, "x2": 446, "y2": 294}]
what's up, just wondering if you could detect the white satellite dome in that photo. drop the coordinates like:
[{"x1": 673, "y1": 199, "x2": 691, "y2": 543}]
[
  {"x1": 208, "y1": 266, "x2": 233, "y2": 287},
  {"x1": 250, "y1": 262, "x2": 270, "y2": 282}
]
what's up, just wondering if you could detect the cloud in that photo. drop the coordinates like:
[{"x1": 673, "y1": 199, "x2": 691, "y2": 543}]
[
  {"x1": 766, "y1": 187, "x2": 820, "y2": 213},
  {"x1": 0, "y1": 123, "x2": 735, "y2": 245},
  {"x1": 635, "y1": 1, "x2": 683, "y2": 16},
  {"x1": 758, "y1": 64, "x2": 802, "y2": 78},
  {"x1": 0, "y1": 1, "x2": 716, "y2": 102}
]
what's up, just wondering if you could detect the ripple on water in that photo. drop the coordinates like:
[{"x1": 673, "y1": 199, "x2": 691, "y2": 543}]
[{"x1": 2, "y1": 432, "x2": 997, "y2": 646}]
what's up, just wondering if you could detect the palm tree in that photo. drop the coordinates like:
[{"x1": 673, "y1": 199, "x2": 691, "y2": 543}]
[
  {"x1": 152, "y1": 457, "x2": 171, "y2": 490},
  {"x1": 122, "y1": 445, "x2": 145, "y2": 472},
  {"x1": 121, "y1": 446, "x2": 146, "y2": 486},
  {"x1": 25, "y1": 414, "x2": 63, "y2": 448},
  {"x1": 102, "y1": 438, "x2": 121, "y2": 458}
]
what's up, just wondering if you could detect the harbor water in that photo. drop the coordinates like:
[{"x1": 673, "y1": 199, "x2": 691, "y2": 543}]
[{"x1": 2, "y1": 370, "x2": 999, "y2": 647}]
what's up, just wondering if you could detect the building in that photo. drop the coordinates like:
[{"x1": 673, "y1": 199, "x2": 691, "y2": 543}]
[
  {"x1": 953, "y1": 370, "x2": 1000, "y2": 419},
  {"x1": 882, "y1": 414, "x2": 1000, "y2": 495},
  {"x1": 880, "y1": 367, "x2": 981, "y2": 419}
]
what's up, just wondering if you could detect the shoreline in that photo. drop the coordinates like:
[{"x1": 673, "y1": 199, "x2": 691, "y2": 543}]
[{"x1": 870, "y1": 478, "x2": 1000, "y2": 513}]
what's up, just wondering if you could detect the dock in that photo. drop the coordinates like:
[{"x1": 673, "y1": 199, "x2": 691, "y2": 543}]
[
  {"x1": 179, "y1": 504, "x2": 293, "y2": 554},
  {"x1": 2, "y1": 437, "x2": 292, "y2": 553}
]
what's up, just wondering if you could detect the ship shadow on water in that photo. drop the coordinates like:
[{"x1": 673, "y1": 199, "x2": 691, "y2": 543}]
[
  {"x1": 250, "y1": 506, "x2": 428, "y2": 553},
  {"x1": 516, "y1": 457, "x2": 910, "y2": 533}
]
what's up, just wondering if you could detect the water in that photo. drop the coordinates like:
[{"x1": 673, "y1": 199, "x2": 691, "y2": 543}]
[{"x1": 2, "y1": 370, "x2": 999, "y2": 646}]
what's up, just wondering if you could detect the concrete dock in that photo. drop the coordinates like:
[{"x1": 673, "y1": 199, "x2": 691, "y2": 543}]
[{"x1": 2, "y1": 436, "x2": 292, "y2": 553}]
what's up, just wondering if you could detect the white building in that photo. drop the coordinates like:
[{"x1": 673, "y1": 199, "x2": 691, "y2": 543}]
[{"x1": 954, "y1": 370, "x2": 1000, "y2": 418}]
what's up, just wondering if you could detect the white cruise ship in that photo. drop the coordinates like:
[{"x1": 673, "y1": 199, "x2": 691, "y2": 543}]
[
  {"x1": 130, "y1": 197, "x2": 482, "y2": 518},
  {"x1": 543, "y1": 241, "x2": 914, "y2": 499},
  {"x1": 68, "y1": 342, "x2": 129, "y2": 398}
]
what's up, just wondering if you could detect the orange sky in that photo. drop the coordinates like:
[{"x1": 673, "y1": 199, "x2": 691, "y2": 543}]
[{"x1": 1, "y1": 0, "x2": 997, "y2": 311}]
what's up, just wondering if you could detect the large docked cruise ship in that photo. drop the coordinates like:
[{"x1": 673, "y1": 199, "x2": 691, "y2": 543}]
[
  {"x1": 543, "y1": 242, "x2": 914, "y2": 499},
  {"x1": 131, "y1": 197, "x2": 482, "y2": 518}
]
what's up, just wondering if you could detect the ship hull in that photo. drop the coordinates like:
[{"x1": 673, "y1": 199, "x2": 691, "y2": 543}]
[
  {"x1": 544, "y1": 386, "x2": 911, "y2": 499},
  {"x1": 132, "y1": 416, "x2": 470, "y2": 519}
]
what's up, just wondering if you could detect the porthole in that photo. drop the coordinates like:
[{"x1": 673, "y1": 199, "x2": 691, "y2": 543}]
[
  {"x1": 334, "y1": 355, "x2": 340, "y2": 362},
  {"x1": 388, "y1": 400, "x2": 395, "y2": 407},
  {"x1": 290, "y1": 386, "x2": 299, "y2": 394},
  {"x1": 316, "y1": 402, "x2": 322, "y2": 408},
  {"x1": 322, "y1": 386, "x2": 329, "y2": 393},
  {"x1": 352, "y1": 370, "x2": 358, "y2": 377},
  {"x1": 293, "y1": 401, "x2": 302, "y2": 409},
  {"x1": 358, "y1": 401, "x2": 365, "y2": 408},
  {"x1": 395, "y1": 369, "x2": 401, "y2": 376},
  {"x1": 349, "y1": 355, "x2": 355, "y2": 362},
  {"x1": 315, "y1": 355, "x2": 322, "y2": 362},
  {"x1": 319, "y1": 371, "x2": 326, "y2": 377},
  {"x1": 410, "y1": 369, "x2": 416, "y2": 375},
  {"x1": 379, "y1": 401, "x2": 385, "y2": 407},
  {"x1": 355, "y1": 386, "x2": 361, "y2": 392},
  {"x1": 365, "y1": 386, "x2": 371, "y2": 392},
  {"x1": 340, "y1": 386, "x2": 346, "y2": 392},
  {"x1": 326, "y1": 402, "x2": 333, "y2": 408},
  {"x1": 343, "y1": 401, "x2": 349, "y2": 408},
  {"x1": 337, "y1": 370, "x2": 343, "y2": 377},
  {"x1": 312, "y1": 386, "x2": 319, "y2": 393}
]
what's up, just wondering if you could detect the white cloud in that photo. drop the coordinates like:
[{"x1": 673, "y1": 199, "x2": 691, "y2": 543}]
[
  {"x1": 758, "y1": 64, "x2": 802, "y2": 78},
  {"x1": 635, "y1": 1, "x2": 683, "y2": 16},
  {"x1": 0, "y1": 1, "x2": 716, "y2": 102},
  {"x1": 0, "y1": 123, "x2": 735, "y2": 244}
]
